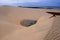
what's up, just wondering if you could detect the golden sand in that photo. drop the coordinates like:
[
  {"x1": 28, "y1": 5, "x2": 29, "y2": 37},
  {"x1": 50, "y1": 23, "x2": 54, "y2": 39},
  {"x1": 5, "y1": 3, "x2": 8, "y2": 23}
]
[{"x1": 0, "y1": 6, "x2": 60, "y2": 40}]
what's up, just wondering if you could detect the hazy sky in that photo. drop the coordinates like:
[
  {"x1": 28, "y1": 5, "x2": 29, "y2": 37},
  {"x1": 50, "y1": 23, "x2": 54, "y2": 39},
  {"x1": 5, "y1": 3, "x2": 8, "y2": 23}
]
[
  {"x1": 0, "y1": 0, "x2": 60, "y2": 3},
  {"x1": 0, "y1": 0, "x2": 40, "y2": 3},
  {"x1": 0, "y1": 0, "x2": 60, "y2": 7}
]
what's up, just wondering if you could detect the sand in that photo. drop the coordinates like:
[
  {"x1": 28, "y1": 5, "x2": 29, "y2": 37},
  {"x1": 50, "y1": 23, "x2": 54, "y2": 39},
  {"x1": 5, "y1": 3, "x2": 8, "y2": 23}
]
[{"x1": 0, "y1": 6, "x2": 60, "y2": 40}]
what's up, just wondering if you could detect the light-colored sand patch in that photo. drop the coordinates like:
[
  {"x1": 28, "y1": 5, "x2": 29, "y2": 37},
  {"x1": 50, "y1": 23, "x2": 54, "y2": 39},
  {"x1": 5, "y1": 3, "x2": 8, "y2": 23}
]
[{"x1": 0, "y1": 6, "x2": 60, "y2": 40}]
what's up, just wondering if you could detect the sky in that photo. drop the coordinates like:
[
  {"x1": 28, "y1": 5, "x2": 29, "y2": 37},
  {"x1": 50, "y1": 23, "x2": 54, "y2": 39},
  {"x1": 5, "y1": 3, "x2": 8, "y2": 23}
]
[
  {"x1": 0, "y1": 0, "x2": 60, "y2": 7},
  {"x1": 0, "y1": 0, "x2": 40, "y2": 3}
]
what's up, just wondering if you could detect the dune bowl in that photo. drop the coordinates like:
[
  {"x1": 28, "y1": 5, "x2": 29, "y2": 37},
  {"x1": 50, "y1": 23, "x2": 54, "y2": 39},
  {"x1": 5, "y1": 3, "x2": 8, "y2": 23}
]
[{"x1": 0, "y1": 6, "x2": 60, "y2": 40}]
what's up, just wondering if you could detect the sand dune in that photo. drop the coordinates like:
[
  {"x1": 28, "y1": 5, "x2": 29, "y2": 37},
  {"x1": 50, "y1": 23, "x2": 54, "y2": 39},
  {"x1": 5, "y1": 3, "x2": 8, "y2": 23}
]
[{"x1": 0, "y1": 6, "x2": 60, "y2": 40}]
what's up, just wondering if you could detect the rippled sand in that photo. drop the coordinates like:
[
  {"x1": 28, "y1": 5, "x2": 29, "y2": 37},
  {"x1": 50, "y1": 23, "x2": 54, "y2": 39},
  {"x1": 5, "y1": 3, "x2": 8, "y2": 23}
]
[{"x1": 0, "y1": 6, "x2": 60, "y2": 40}]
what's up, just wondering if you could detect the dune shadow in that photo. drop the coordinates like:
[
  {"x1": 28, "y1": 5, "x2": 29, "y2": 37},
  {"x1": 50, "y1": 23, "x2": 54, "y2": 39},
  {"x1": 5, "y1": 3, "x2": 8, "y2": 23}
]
[
  {"x1": 44, "y1": 16, "x2": 60, "y2": 40},
  {"x1": 20, "y1": 19, "x2": 37, "y2": 27}
]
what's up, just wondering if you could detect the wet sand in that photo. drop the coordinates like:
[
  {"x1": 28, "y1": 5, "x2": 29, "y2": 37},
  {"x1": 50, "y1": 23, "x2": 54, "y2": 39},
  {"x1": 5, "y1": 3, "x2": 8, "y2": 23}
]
[{"x1": 0, "y1": 6, "x2": 60, "y2": 40}]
